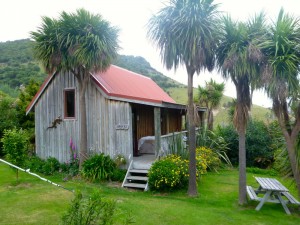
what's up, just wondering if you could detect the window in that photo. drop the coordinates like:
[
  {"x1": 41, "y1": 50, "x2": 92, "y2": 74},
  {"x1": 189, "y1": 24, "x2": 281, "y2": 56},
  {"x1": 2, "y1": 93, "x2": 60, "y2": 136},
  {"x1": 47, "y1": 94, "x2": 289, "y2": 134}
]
[{"x1": 64, "y1": 89, "x2": 75, "y2": 118}]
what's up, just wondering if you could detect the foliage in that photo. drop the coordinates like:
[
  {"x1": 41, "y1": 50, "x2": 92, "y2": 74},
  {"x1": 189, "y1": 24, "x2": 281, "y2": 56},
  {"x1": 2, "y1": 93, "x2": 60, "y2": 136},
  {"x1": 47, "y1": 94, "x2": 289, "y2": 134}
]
[
  {"x1": 42, "y1": 157, "x2": 61, "y2": 175},
  {"x1": 113, "y1": 154, "x2": 127, "y2": 168},
  {"x1": 61, "y1": 190, "x2": 116, "y2": 225},
  {"x1": 0, "y1": 39, "x2": 46, "y2": 93},
  {"x1": 111, "y1": 169, "x2": 127, "y2": 182},
  {"x1": 196, "y1": 127, "x2": 232, "y2": 167},
  {"x1": 25, "y1": 156, "x2": 61, "y2": 175},
  {"x1": 215, "y1": 119, "x2": 276, "y2": 168},
  {"x1": 81, "y1": 153, "x2": 116, "y2": 182},
  {"x1": 15, "y1": 79, "x2": 40, "y2": 130},
  {"x1": 260, "y1": 9, "x2": 300, "y2": 196},
  {"x1": 1, "y1": 128, "x2": 29, "y2": 179},
  {"x1": 148, "y1": 155, "x2": 189, "y2": 192},
  {"x1": 149, "y1": 150, "x2": 221, "y2": 192},
  {"x1": 196, "y1": 146, "x2": 221, "y2": 173},
  {"x1": 246, "y1": 119, "x2": 274, "y2": 168},
  {"x1": 0, "y1": 92, "x2": 18, "y2": 156},
  {"x1": 25, "y1": 156, "x2": 45, "y2": 173},
  {"x1": 197, "y1": 79, "x2": 225, "y2": 130}
]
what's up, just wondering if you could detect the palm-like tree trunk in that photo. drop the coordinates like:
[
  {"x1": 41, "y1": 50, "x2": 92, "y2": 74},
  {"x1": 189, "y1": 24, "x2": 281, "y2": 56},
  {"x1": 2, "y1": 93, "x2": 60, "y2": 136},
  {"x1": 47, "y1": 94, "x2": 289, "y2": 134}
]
[
  {"x1": 235, "y1": 81, "x2": 249, "y2": 205},
  {"x1": 274, "y1": 100, "x2": 300, "y2": 197},
  {"x1": 77, "y1": 71, "x2": 89, "y2": 168},
  {"x1": 286, "y1": 138, "x2": 300, "y2": 197},
  {"x1": 238, "y1": 124, "x2": 247, "y2": 205},
  {"x1": 207, "y1": 109, "x2": 214, "y2": 131},
  {"x1": 187, "y1": 66, "x2": 197, "y2": 196}
]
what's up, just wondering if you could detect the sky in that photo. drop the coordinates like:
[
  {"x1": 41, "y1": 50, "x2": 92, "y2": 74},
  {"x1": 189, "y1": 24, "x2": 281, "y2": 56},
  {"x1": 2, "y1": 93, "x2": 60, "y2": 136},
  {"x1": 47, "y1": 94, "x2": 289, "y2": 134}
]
[{"x1": 1, "y1": 0, "x2": 300, "y2": 107}]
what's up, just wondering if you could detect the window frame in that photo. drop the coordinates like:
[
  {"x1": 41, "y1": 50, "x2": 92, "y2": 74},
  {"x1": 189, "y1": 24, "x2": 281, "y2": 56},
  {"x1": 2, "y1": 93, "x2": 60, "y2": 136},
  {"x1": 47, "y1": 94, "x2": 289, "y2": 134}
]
[{"x1": 64, "y1": 88, "x2": 76, "y2": 119}]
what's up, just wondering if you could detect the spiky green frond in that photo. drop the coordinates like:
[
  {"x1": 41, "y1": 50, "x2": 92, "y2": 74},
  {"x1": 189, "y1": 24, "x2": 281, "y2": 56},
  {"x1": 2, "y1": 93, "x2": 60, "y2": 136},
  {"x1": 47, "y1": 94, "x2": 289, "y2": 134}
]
[
  {"x1": 31, "y1": 8, "x2": 120, "y2": 74},
  {"x1": 148, "y1": 0, "x2": 220, "y2": 73},
  {"x1": 216, "y1": 13, "x2": 267, "y2": 131},
  {"x1": 261, "y1": 9, "x2": 300, "y2": 100},
  {"x1": 30, "y1": 17, "x2": 63, "y2": 73}
]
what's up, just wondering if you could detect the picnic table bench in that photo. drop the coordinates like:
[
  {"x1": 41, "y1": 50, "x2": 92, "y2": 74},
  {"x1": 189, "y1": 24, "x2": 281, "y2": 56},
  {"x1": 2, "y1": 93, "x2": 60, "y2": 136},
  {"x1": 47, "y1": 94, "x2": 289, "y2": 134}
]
[{"x1": 247, "y1": 177, "x2": 300, "y2": 214}]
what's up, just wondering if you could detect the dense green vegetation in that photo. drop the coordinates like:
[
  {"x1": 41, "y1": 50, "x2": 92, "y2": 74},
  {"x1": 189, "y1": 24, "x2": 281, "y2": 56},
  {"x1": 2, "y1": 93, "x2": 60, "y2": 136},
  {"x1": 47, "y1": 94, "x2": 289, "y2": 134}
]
[
  {"x1": 0, "y1": 39, "x2": 45, "y2": 97},
  {"x1": 0, "y1": 163, "x2": 299, "y2": 224}
]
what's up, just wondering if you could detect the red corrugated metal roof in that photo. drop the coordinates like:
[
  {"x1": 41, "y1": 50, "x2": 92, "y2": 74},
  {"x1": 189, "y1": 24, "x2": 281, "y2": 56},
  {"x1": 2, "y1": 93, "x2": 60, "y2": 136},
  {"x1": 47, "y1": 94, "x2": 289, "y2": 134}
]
[
  {"x1": 92, "y1": 65, "x2": 175, "y2": 104},
  {"x1": 26, "y1": 65, "x2": 176, "y2": 114}
]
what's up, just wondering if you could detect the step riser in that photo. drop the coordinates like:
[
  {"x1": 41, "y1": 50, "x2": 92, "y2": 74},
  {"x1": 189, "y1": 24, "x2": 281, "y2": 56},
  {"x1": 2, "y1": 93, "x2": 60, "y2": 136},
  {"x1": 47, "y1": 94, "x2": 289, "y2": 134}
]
[{"x1": 122, "y1": 166, "x2": 150, "y2": 191}]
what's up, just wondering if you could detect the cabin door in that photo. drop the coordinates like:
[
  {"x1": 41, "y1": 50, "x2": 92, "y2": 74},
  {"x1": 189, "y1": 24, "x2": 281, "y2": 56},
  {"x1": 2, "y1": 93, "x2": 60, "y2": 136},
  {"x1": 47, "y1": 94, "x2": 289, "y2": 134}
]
[{"x1": 132, "y1": 104, "x2": 154, "y2": 156}]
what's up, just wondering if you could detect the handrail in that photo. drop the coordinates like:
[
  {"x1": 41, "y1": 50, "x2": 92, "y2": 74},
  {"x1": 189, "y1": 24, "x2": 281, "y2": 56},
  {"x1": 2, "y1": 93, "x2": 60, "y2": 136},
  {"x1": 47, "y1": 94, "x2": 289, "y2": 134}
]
[{"x1": 122, "y1": 156, "x2": 133, "y2": 188}]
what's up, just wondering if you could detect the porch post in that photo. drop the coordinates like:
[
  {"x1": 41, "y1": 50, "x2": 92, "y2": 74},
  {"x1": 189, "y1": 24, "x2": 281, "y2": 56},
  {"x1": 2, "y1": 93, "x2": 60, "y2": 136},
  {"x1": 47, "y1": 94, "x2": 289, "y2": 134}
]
[{"x1": 154, "y1": 107, "x2": 161, "y2": 157}]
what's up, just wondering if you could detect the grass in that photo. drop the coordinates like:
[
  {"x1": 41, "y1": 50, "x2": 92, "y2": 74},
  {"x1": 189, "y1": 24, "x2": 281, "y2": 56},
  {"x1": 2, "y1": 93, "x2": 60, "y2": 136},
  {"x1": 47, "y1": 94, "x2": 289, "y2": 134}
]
[{"x1": 0, "y1": 163, "x2": 299, "y2": 225}]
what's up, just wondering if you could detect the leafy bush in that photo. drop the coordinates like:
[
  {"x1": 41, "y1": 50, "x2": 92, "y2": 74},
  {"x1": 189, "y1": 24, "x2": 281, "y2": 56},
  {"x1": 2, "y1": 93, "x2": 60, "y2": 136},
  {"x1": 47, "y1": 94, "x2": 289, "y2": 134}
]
[
  {"x1": 81, "y1": 153, "x2": 116, "y2": 182},
  {"x1": 148, "y1": 155, "x2": 189, "y2": 192},
  {"x1": 111, "y1": 169, "x2": 127, "y2": 182},
  {"x1": 25, "y1": 156, "x2": 45, "y2": 173},
  {"x1": 215, "y1": 119, "x2": 275, "y2": 168},
  {"x1": 214, "y1": 124, "x2": 239, "y2": 165},
  {"x1": 61, "y1": 159, "x2": 79, "y2": 177},
  {"x1": 1, "y1": 129, "x2": 29, "y2": 179},
  {"x1": 196, "y1": 127, "x2": 232, "y2": 167},
  {"x1": 42, "y1": 157, "x2": 60, "y2": 175},
  {"x1": 61, "y1": 190, "x2": 116, "y2": 225},
  {"x1": 196, "y1": 146, "x2": 221, "y2": 173}
]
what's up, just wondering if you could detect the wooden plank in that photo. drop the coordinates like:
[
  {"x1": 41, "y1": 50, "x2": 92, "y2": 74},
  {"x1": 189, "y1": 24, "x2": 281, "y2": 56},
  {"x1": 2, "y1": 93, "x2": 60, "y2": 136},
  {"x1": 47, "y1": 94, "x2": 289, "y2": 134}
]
[
  {"x1": 282, "y1": 192, "x2": 300, "y2": 205},
  {"x1": 255, "y1": 177, "x2": 288, "y2": 192},
  {"x1": 246, "y1": 186, "x2": 260, "y2": 201},
  {"x1": 123, "y1": 183, "x2": 146, "y2": 189},
  {"x1": 129, "y1": 169, "x2": 148, "y2": 174},
  {"x1": 126, "y1": 176, "x2": 148, "y2": 181},
  {"x1": 154, "y1": 107, "x2": 161, "y2": 156}
]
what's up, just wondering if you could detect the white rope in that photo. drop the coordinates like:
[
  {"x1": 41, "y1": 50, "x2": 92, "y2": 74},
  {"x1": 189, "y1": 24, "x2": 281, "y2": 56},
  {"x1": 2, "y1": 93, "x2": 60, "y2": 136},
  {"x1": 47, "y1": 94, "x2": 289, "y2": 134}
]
[{"x1": 0, "y1": 158, "x2": 74, "y2": 192}]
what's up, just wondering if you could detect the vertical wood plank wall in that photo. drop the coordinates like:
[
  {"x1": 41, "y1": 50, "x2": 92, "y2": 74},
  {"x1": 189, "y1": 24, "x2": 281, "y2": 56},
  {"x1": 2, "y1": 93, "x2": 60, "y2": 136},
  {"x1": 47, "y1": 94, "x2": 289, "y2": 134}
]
[{"x1": 35, "y1": 72, "x2": 132, "y2": 163}]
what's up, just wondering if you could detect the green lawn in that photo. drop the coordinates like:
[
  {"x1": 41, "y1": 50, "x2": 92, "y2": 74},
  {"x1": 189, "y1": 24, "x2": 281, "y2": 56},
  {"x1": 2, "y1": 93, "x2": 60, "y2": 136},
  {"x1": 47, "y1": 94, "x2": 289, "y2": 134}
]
[{"x1": 0, "y1": 163, "x2": 299, "y2": 225}]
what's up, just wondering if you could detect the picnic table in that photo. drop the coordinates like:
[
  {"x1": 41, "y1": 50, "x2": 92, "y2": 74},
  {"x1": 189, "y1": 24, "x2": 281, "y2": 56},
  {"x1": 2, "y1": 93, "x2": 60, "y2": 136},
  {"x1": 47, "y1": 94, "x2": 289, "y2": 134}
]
[{"x1": 246, "y1": 177, "x2": 300, "y2": 214}]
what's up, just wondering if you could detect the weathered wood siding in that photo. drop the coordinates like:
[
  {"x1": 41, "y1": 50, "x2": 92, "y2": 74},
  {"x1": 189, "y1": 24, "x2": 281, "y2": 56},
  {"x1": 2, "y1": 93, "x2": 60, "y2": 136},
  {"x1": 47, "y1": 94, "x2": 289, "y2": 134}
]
[
  {"x1": 34, "y1": 72, "x2": 132, "y2": 163},
  {"x1": 86, "y1": 81, "x2": 132, "y2": 159}
]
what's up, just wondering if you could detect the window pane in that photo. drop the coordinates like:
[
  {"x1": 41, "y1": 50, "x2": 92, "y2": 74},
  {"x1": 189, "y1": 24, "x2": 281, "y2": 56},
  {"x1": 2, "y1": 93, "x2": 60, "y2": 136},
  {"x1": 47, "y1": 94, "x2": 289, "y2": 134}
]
[{"x1": 65, "y1": 90, "x2": 75, "y2": 118}]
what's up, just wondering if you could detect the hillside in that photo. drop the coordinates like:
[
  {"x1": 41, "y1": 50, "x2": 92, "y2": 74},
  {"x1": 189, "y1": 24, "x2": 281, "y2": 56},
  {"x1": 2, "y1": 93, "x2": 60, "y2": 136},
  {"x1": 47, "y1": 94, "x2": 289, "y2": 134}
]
[
  {"x1": 0, "y1": 39, "x2": 271, "y2": 125},
  {"x1": 0, "y1": 39, "x2": 183, "y2": 97},
  {"x1": 166, "y1": 87, "x2": 272, "y2": 126}
]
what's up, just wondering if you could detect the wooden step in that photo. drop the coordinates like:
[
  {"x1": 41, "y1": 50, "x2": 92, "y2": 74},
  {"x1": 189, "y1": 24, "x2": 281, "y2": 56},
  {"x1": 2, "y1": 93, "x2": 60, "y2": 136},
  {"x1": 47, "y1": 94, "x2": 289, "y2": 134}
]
[
  {"x1": 129, "y1": 169, "x2": 148, "y2": 174},
  {"x1": 123, "y1": 183, "x2": 147, "y2": 189},
  {"x1": 127, "y1": 176, "x2": 148, "y2": 181}
]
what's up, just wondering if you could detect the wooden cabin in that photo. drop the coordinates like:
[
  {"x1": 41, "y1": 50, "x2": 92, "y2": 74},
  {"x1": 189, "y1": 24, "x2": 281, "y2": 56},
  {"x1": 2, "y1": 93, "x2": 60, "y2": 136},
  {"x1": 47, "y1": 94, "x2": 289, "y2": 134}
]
[{"x1": 26, "y1": 65, "x2": 204, "y2": 165}]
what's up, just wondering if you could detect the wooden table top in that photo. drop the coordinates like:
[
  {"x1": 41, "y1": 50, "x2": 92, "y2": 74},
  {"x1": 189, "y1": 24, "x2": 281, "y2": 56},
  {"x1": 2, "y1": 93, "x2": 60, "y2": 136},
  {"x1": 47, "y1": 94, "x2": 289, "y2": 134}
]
[{"x1": 255, "y1": 177, "x2": 289, "y2": 192}]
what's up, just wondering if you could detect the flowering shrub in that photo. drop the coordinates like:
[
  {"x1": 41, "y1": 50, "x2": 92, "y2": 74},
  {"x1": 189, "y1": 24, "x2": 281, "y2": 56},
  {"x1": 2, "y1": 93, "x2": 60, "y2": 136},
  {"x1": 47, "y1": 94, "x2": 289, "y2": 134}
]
[
  {"x1": 148, "y1": 155, "x2": 188, "y2": 192},
  {"x1": 196, "y1": 146, "x2": 221, "y2": 174}
]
